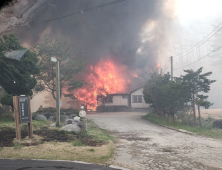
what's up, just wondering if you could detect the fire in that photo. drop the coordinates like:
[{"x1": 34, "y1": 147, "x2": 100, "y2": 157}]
[
  {"x1": 74, "y1": 59, "x2": 130, "y2": 109},
  {"x1": 156, "y1": 63, "x2": 160, "y2": 68},
  {"x1": 131, "y1": 73, "x2": 138, "y2": 77}
]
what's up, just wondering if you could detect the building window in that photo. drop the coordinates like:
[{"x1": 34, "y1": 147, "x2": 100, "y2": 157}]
[
  {"x1": 106, "y1": 96, "x2": 113, "y2": 103},
  {"x1": 122, "y1": 95, "x2": 128, "y2": 99},
  {"x1": 132, "y1": 95, "x2": 142, "y2": 103}
]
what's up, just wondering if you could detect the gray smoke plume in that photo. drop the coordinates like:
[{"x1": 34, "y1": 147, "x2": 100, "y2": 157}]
[{"x1": 14, "y1": 0, "x2": 175, "y2": 70}]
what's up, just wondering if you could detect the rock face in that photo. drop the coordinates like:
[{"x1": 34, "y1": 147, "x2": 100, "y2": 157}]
[
  {"x1": 48, "y1": 115, "x2": 72, "y2": 122},
  {"x1": 48, "y1": 116, "x2": 56, "y2": 122},
  {"x1": 65, "y1": 119, "x2": 73, "y2": 125},
  {"x1": 65, "y1": 119, "x2": 83, "y2": 127},
  {"x1": 59, "y1": 124, "x2": 80, "y2": 133},
  {"x1": 41, "y1": 112, "x2": 54, "y2": 119},
  {"x1": 33, "y1": 115, "x2": 47, "y2": 121},
  {"x1": 50, "y1": 122, "x2": 56, "y2": 127},
  {"x1": 73, "y1": 120, "x2": 83, "y2": 128},
  {"x1": 60, "y1": 115, "x2": 71, "y2": 122}
]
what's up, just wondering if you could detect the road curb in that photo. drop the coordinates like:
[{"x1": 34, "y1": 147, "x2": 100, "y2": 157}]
[
  {"x1": 0, "y1": 158, "x2": 128, "y2": 170},
  {"x1": 109, "y1": 165, "x2": 131, "y2": 170},
  {"x1": 160, "y1": 125, "x2": 193, "y2": 135}
]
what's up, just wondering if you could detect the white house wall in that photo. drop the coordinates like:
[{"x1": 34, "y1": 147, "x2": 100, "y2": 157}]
[
  {"x1": 105, "y1": 95, "x2": 128, "y2": 106},
  {"x1": 131, "y1": 88, "x2": 149, "y2": 108}
]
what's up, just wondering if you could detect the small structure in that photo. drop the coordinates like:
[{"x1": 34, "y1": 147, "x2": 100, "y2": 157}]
[
  {"x1": 13, "y1": 96, "x2": 33, "y2": 141},
  {"x1": 97, "y1": 93, "x2": 130, "y2": 107},
  {"x1": 97, "y1": 87, "x2": 149, "y2": 109},
  {"x1": 130, "y1": 87, "x2": 149, "y2": 109}
]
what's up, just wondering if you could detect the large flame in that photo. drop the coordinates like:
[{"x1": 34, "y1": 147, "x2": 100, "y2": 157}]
[{"x1": 74, "y1": 59, "x2": 130, "y2": 109}]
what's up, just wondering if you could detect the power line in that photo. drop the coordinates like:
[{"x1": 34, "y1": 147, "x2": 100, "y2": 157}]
[
  {"x1": 0, "y1": 0, "x2": 127, "y2": 34},
  {"x1": 176, "y1": 20, "x2": 222, "y2": 59},
  {"x1": 174, "y1": 45, "x2": 222, "y2": 70}
]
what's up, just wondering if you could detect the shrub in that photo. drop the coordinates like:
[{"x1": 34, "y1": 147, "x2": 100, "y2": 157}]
[
  {"x1": 32, "y1": 112, "x2": 39, "y2": 119},
  {"x1": 88, "y1": 148, "x2": 95, "y2": 152},
  {"x1": 202, "y1": 116, "x2": 214, "y2": 129},
  {"x1": 96, "y1": 105, "x2": 128, "y2": 112},
  {"x1": 0, "y1": 106, "x2": 3, "y2": 117},
  {"x1": 13, "y1": 144, "x2": 24, "y2": 149},
  {"x1": 181, "y1": 114, "x2": 194, "y2": 126},
  {"x1": 213, "y1": 120, "x2": 222, "y2": 129},
  {"x1": 36, "y1": 107, "x2": 56, "y2": 113},
  {"x1": 60, "y1": 108, "x2": 79, "y2": 115},
  {"x1": 0, "y1": 112, "x2": 14, "y2": 120},
  {"x1": 36, "y1": 107, "x2": 79, "y2": 116},
  {"x1": 72, "y1": 140, "x2": 84, "y2": 146}
]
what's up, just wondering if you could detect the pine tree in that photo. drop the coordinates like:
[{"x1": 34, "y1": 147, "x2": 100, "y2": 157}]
[
  {"x1": 181, "y1": 67, "x2": 215, "y2": 126},
  {"x1": 0, "y1": 34, "x2": 39, "y2": 108}
]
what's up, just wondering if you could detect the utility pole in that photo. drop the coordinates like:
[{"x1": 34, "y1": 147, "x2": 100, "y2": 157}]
[
  {"x1": 170, "y1": 56, "x2": 173, "y2": 81},
  {"x1": 56, "y1": 60, "x2": 60, "y2": 127}
]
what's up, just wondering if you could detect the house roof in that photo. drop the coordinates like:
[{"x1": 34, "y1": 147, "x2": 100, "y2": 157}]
[
  {"x1": 130, "y1": 86, "x2": 143, "y2": 94},
  {"x1": 108, "y1": 93, "x2": 129, "y2": 96},
  {"x1": 108, "y1": 86, "x2": 144, "y2": 96}
]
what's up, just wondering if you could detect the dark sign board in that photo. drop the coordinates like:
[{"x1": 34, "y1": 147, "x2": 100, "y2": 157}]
[{"x1": 19, "y1": 96, "x2": 30, "y2": 123}]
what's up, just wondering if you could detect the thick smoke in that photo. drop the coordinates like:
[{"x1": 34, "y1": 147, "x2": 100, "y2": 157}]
[{"x1": 15, "y1": 0, "x2": 175, "y2": 70}]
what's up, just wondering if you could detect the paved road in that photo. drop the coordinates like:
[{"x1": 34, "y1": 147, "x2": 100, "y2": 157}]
[
  {"x1": 0, "y1": 159, "x2": 120, "y2": 170},
  {"x1": 87, "y1": 112, "x2": 222, "y2": 170}
]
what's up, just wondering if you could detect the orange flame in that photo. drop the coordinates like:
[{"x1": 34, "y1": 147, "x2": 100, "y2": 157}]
[
  {"x1": 74, "y1": 59, "x2": 130, "y2": 109},
  {"x1": 131, "y1": 73, "x2": 138, "y2": 77},
  {"x1": 156, "y1": 63, "x2": 160, "y2": 68}
]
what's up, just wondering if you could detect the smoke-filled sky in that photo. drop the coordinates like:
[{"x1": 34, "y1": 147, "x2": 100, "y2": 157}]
[
  {"x1": 15, "y1": 0, "x2": 176, "y2": 70},
  {"x1": 6, "y1": 0, "x2": 222, "y2": 109}
]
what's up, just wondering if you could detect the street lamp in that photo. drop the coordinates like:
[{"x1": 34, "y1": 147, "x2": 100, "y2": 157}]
[
  {"x1": 51, "y1": 57, "x2": 60, "y2": 127},
  {"x1": 4, "y1": 49, "x2": 27, "y2": 61}
]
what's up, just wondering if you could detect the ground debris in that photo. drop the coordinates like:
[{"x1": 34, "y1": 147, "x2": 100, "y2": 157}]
[{"x1": 0, "y1": 126, "x2": 105, "y2": 147}]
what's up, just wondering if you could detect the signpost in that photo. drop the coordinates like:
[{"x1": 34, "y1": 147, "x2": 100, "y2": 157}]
[
  {"x1": 13, "y1": 96, "x2": 33, "y2": 141},
  {"x1": 19, "y1": 96, "x2": 30, "y2": 123}
]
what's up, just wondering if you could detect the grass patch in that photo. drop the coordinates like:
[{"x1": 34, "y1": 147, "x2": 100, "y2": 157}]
[
  {"x1": 50, "y1": 141, "x2": 58, "y2": 145},
  {"x1": 143, "y1": 113, "x2": 222, "y2": 139},
  {"x1": 88, "y1": 148, "x2": 95, "y2": 152},
  {"x1": 0, "y1": 141, "x2": 115, "y2": 163},
  {"x1": 0, "y1": 119, "x2": 14, "y2": 127},
  {"x1": 72, "y1": 140, "x2": 85, "y2": 146},
  {"x1": 0, "y1": 119, "x2": 116, "y2": 164},
  {"x1": 87, "y1": 119, "x2": 116, "y2": 142},
  {"x1": 0, "y1": 119, "x2": 49, "y2": 129},
  {"x1": 13, "y1": 144, "x2": 24, "y2": 149}
]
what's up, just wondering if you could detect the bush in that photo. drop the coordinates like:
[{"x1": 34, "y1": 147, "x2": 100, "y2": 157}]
[
  {"x1": 37, "y1": 107, "x2": 79, "y2": 116},
  {"x1": 60, "y1": 108, "x2": 79, "y2": 115},
  {"x1": 96, "y1": 105, "x2": 128, "y2": 112},
  {"x1": 41, "y1": 112, "x2": 54, "y2": 119},
  {"x1": 0, "y1": 93, "x2": 13, "y2": 108},
  {"x1": 202, "y1": 116, "x2": 214, "y2": 129},
  {"x1": 32, "y1": 112, "x2": 39, "y2": 119},
  {"x1": 0, "y1": 112, "x2": 14, "y2": 120},
  {"x1": 0, "y1": 106, "x2": 3, "y2": 117},
  {"x1": 72, "y1": 140, "x2": 85, "y2": 146},
  {"x1": 181, "y1": 114, "x2": 194, "y2": 126},
  {"x1": 213, "y1": 120, "x2": 222, "y2": 129},
  {"x1": 36, "y1": 107, "x2": 56, "y2": 113}
]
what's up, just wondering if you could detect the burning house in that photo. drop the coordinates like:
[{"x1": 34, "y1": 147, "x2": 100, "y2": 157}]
[
  {"x1": 96, "y1": 87, "x2": 149, "y2": 109},
  {"x1": 0, "y1": 0, "x2": 175, "y2": 110}
]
